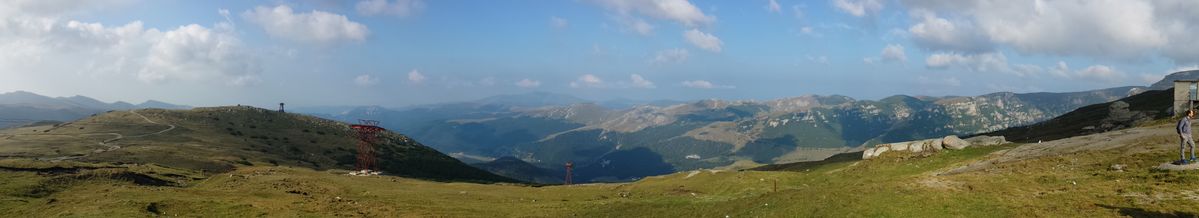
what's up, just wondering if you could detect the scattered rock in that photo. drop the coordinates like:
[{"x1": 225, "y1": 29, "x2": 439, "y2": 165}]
[
  {"x1": 1110, "y1": 164, "x2": 1126, "y2": 172},
  {"x1": 942, "y1": 135, "x2": 970, "y2": 150},
  {"x1": 891, "y1": 142, "x2": 909, "y2": 151},
  {"x1": 862, "y1": 148, "x2": 877, "y2": 159},
  {"x1": 926, "y1": 139, "x2": 944, "y2": 151},
  {"x1": 909, "y1": 141, "x2": 925, "y2": 153},
  {"x1": 872, "y1": 146, "x2": 890, "y2": 158}
]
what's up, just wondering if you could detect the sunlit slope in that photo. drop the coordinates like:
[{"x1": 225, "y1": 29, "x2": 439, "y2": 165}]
[
  {"x1": 2, "y1": 122, "x2": 1196, "y2": 216},
  {"x1": 0, "y1": 106, "x2": 514, "y2": 183}
]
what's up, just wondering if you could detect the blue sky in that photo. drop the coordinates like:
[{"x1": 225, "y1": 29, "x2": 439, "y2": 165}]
[{"x1": 1, "y1": 0, "x2": 1195, "y2": 107}]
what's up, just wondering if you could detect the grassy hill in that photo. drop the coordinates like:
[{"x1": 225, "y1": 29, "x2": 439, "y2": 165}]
[
  {"x1": 3, "y1": 119, "x2": 1198, "y2": 216},
  {"x1": 0, "y1": 106, "x2": 514, "y2": 183}
]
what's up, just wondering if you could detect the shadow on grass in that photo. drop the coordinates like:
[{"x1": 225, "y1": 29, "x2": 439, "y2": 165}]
[
  {"x1": 1096, "y1": 204, "x2": 1198, "y2": 218},
  {"x1": 749, "y1": 151, "x2": 863, "y2": 172}
]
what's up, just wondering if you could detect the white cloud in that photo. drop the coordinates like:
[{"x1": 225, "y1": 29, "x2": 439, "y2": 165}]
[
  {"x1": 925, "y1": 52, "x2": 1010, "y2": 72},
  {"x1": 880, "y1": 44, "x2": 906, "y2": 62},
  {"x1": 683, "y1": 29, "x2": 722, "y2": 52},
  {"x1": 1041, "y1": 61, "x2": 1125, "y2": 83},
  {"x1": 141, "y1": 24, "x2": 260, "y2": 85},
  {"x1": 626, "y1": 18, "x2": 655, "y2": 35},
  {"x1": 0, "y1": 0, "x2": 134, "y2": 18},
  {"x1": 0, "y1": 9, "x2": 260, "y2": 87},
  {"x1": 515, "y1": 78, "x2": 541, "y2": 88},
  {"x1": 407, "y1": 69, "x2": 425, "y2": 83},
  {"x1": 592, "y1": 0, "x2": 714, "y2": 27},
  {"x1": 799, "y1": 26, "x2": 817, "y2": 36},
  {"x1": 766, "y1": 0, "x2": 781, "y2": 13},
  {"x1": 570, "y1": 74, "x2": 605, "y2": 88},
  {"x1": 355, "y1": 0, "x2": 424, "y2": 17},
  {"x1": 833, "y1": 0, "x2": 883, "y2": 17},
  {"x1": 863, "y1": 44, "x2": 906, "y2": 65},
  {"x1": 550, "y1": 16, "x2": 569, "y2": 29},
  {"x1": 681, "y1": 80, "x2": 733, "y2": 89},
  {"x1": 1074, "y1": 65, "x2": 1125, "y2": 83},
  {"x1": 630, "y1": 74, "x2": 655, "y2": 88},
  {"x1": 907, "y1": 11, "x2": 992, "y2": 53},
  {"x1": 354, "y1": 74, "x2": 379, "y2": 86},
  {"x1": 900, "y1": 0, "x2": 1188, "y2": 61},
  {"x1": 1048, "y1": 61, "x2": 1070, "y2": 78},
  {"x1": 242, "y1": 5, "x2": 369, "y2": 44},
  {"x1": 651, "y1": 48, "x2": 689, "y2": 64}
]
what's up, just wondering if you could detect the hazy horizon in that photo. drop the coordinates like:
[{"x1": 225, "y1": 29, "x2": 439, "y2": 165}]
[{"x1": 3, "y1": 0, "x2": 1196, "y2": 108}]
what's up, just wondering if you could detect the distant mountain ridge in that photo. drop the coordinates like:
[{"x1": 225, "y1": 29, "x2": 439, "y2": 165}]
[
  {"x1": 0, "y1": 106, "x2": 516, "y2": 183},
  {"x1": 0, "y1": 91, "x2": 189, "y2": 128},
  {"x1": 308, "y1": 84, "x2": 1155, "y2": 183},
  {"x1": 1149, "y1": 70, "x2": 1199, "y2": 90}
]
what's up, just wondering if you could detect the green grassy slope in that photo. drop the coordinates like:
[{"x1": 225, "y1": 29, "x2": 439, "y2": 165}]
[
  {"x1": 3, "y1": 123, "x2": 1196, "y2": 216},
  {"x1": 0, "y1": 106, "x2": 515, "y2": 183}
]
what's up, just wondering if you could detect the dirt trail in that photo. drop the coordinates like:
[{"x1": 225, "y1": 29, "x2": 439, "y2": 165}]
[
  {"x1": 26, "y1": 110, "x2": 176, "y2": 161},
  {"x1": 128, "y1": 109, "x2": 176, "y2": 137}
]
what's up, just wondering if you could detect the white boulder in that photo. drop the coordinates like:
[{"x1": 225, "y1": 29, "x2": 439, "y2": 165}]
[
  {"x1": 910, "y1": 140, "x2": 925, "y2": 152},
  {"x1": 942, "y1": 135, "x2": 970, "y2": 150}
]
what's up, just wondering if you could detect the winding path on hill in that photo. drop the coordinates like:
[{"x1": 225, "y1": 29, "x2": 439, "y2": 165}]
[
  {"x1": 5, "y1": 110, "x2": 178, "y2": 161},
  {"x1": 127, "y1": 109, "x2": 176, "y2": 137}
]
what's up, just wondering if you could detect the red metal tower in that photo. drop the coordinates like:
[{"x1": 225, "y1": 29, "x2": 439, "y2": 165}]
[
  {"x1": 350, "y1": 119, "x2": 386, "y2": 172},
  {"x1": 564, "y1": 161, "x2": 574, "y2": 185}
]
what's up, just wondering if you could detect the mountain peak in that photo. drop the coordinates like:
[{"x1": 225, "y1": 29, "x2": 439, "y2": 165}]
[{"x1": 1149, "y1": 70, "x2": 1199, "y2": 90}]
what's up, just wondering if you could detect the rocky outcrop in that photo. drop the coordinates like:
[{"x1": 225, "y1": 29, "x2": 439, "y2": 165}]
[
  {"x1": 942, "y1": 135, "x2": 969, "y2": 150},
  {"x1": 862, "y1": 135, "x2": 1010, "y2": 159},
  {"x1": 964, "y1": 135, "x2": 1007, "y2": 146}
]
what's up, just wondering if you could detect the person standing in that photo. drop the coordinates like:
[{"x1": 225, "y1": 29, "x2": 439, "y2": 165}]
[{"x1": 1178, "y1": 110, "x2": 1196, "y2": 164}]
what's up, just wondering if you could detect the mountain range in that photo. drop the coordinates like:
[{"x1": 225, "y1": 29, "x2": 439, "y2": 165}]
[
  {"x1": 0, "y1": 91, "x2": 189, "y2": 128},
  {"x1": 6, "y1": 70, "x2": 1194, "y2": 184},
  {"x1": 300, "y1": 71, "x2": 1198, "y2": 183}
]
